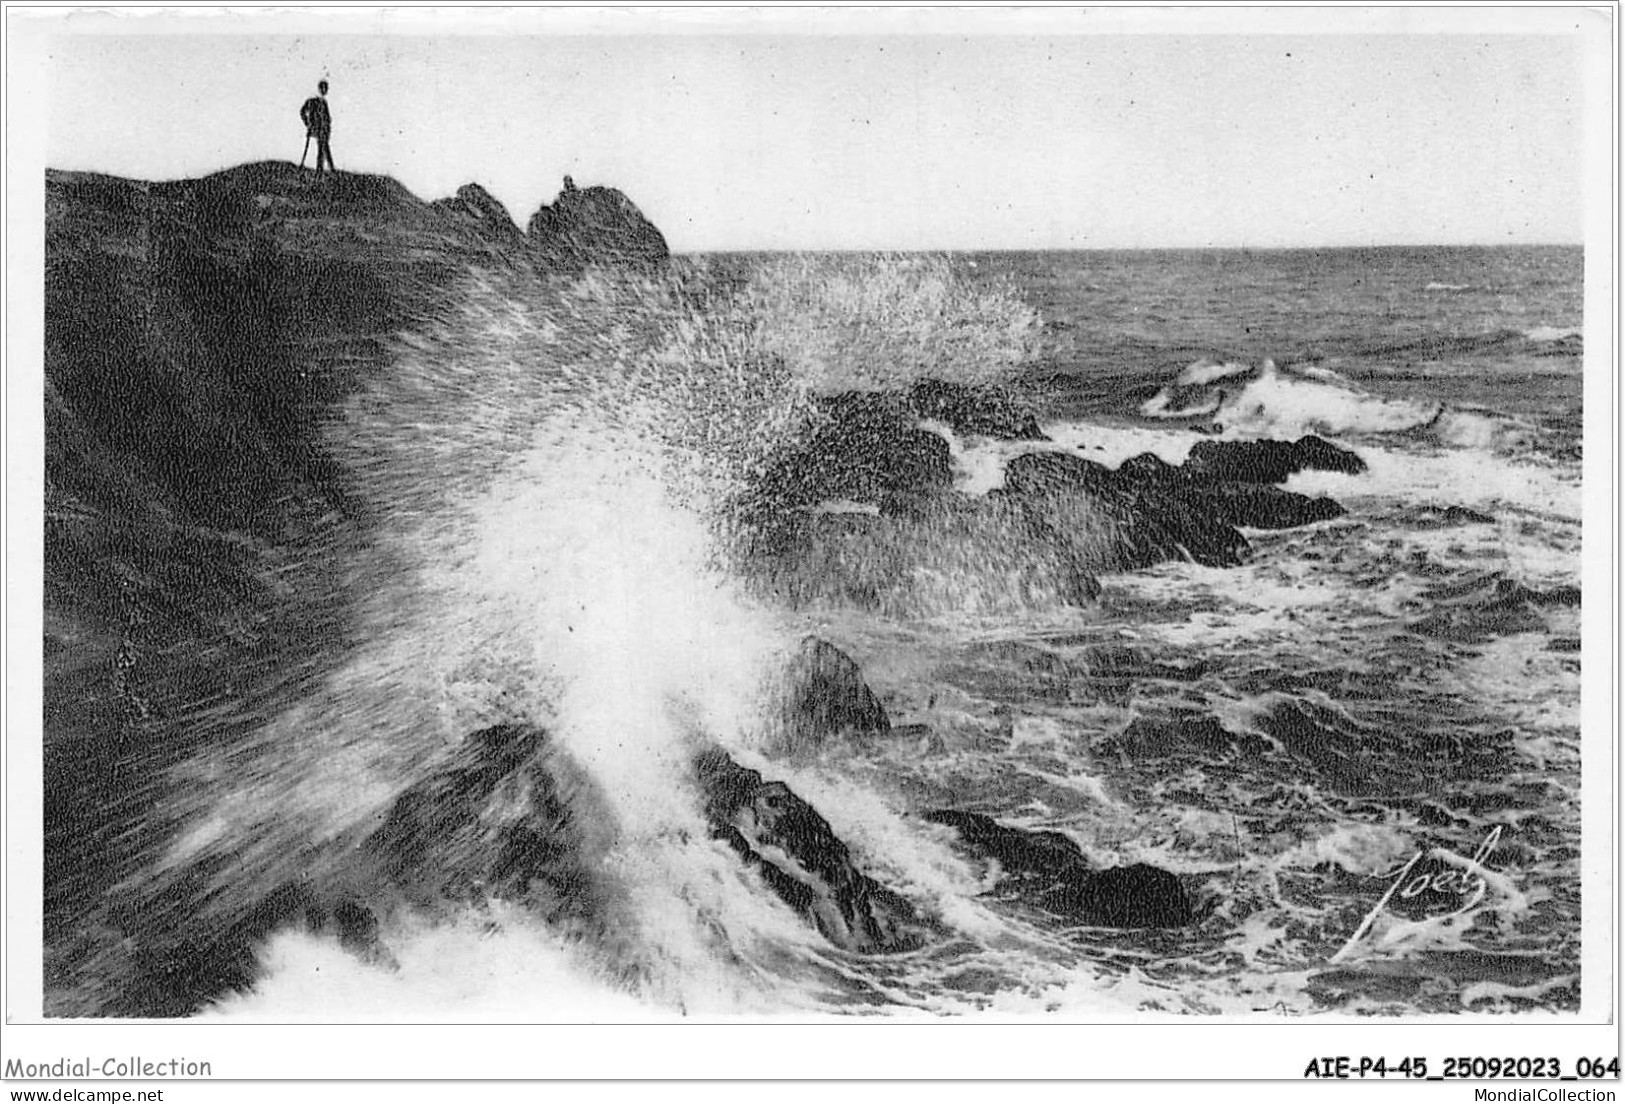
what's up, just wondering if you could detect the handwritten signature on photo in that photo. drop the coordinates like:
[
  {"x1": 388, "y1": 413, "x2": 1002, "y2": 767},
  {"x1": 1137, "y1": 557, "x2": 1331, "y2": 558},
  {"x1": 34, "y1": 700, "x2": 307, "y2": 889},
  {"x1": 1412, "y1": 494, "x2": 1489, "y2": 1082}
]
[{"x1": 1329, "y1": 825, "x2": 1505, "y2": 964}]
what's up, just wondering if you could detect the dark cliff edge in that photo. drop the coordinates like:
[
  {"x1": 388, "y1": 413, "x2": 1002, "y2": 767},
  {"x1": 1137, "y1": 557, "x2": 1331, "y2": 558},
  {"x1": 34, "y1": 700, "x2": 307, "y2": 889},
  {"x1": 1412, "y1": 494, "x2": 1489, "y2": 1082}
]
[
  {"x1": 527, "y1": 182, "x2": 670, "y2": 269},
  {"x1": 42, "y1": 161, "x2": 670, "y2": 1012}
]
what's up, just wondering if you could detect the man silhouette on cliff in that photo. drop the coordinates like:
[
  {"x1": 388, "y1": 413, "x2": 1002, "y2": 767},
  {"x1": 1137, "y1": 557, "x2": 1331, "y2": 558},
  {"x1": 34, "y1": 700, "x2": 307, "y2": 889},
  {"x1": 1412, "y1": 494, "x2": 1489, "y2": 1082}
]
[{"x1": 300, "y1": 80, "x2": 335, "y2": 174}]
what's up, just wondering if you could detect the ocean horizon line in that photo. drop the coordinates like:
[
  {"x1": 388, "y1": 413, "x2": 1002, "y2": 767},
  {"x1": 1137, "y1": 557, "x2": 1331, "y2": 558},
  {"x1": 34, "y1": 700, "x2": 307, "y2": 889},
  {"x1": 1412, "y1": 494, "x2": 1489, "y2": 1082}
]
[{"x1": 42, "y1": 162, "x2": 1581, "y2": 259}]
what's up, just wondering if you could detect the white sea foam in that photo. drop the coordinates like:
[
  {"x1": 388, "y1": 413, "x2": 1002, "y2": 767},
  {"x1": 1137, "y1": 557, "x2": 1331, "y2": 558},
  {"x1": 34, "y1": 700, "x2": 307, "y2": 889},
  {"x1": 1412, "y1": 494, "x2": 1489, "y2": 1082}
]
[
  {"x1": 927, "y1": 420, "x2": 1206, "y2": 497},
  {"x1": 1176, "y1": 358, "x2": 1256, "y2": 387},
  {"x1": 1283, "y1": 442, "x2": 1580, "y2": 522},
  {"x1": 206, "y1": 257, "x2": 1580, "y2": 1021},
  {"x1": 1042, "y1": 421, "x2": 1208, "y2": 468},
  {"x1": 449, "y1": 417, "x2": 778, "y2": 836},
  {"x1": 219, "y1": 408, "x2": 867, "y2": 1016},
  {"x1": 1218, "y1": 361, "x2": 1443, "y2": 438},
  {"x1": 920, "y1": 418, "x2": 1014, "y2": 495},
  {"x1": 1135, "y1": 357, "x2": 1545, "y2": 454},
  {"x1": 749, "y1": 757, "x2": 1002, "y2": 940},
  {"x1": 1293, "y1": 364, "x2": 1350, "y2": 384},
  {"x1": 205, "y1": 911, "x2": 653, "y2": 1022}
]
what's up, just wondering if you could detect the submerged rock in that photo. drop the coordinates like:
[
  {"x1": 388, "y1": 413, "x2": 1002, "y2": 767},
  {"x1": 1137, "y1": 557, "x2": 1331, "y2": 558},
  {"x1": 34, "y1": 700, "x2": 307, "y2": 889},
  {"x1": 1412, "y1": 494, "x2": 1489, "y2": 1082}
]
[
  {"x1": 762, "y1": 637, "x2": 890, "y2": 756},
  {"x1": 924, "y1": 809, "x2": 1192, "y2": 929},
  {"x1": 695, "y1": 748, "x2": 932, "y2": 953}
]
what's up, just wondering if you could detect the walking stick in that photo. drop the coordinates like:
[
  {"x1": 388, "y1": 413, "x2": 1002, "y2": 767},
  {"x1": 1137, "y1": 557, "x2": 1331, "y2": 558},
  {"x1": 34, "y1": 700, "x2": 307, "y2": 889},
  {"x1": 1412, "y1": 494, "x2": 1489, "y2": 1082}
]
[{"x1": 300, "y1": 133, "x2": 311, "y2": 169}]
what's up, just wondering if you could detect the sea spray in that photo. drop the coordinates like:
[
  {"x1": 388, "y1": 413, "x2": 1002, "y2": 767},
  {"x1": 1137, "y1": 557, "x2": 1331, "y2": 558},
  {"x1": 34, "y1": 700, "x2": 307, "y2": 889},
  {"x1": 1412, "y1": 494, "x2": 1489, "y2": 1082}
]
[
  {"x1": 449, "y1": 415, "x2": 845, "y2": 1007},
  {"x1": 206, "y1": 409, "x2": 850, "y2": 1015},
  {"x1": 209, "y1": 250, "x2": 969, "y2": 1013},
  {"x1": 444, "y1": 416, "x2": 772, "y2": 831}
]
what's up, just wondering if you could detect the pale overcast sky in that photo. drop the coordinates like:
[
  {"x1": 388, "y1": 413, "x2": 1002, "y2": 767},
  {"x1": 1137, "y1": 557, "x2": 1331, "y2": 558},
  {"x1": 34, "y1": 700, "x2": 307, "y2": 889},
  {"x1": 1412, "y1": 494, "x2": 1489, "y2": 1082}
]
[{"x1": 27, "y1": 8, "x2": 1599, "y2": 250}]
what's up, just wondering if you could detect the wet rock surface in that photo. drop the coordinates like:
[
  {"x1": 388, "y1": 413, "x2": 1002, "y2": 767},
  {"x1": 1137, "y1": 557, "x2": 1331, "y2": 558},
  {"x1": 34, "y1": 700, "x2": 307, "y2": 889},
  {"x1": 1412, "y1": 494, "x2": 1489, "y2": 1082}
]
[
  {"x1": 762, "y1": 637, "x2": 890, "y2": 756},
  {"x1": 1181, "y1": 434, "x2": 1367, "y2": 483},
  {"x1": 1001, "y1": 451, "x2": 1252, "y2": 568},
  {"x1": 695, "y1": 748, "x2": 933, "y2": 954}
]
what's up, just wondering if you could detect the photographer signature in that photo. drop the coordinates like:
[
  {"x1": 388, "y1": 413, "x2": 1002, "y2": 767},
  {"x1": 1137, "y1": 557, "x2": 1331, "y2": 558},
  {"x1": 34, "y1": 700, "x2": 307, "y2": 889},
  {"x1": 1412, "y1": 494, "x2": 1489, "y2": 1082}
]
[{"x1": 1328, "y1": 825, "x2": 1503, "y2": 964}]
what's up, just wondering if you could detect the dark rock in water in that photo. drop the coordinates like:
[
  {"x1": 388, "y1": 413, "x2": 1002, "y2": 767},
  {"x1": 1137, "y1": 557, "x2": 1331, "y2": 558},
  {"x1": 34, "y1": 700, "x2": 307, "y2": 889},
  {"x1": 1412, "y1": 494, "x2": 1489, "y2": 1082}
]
[
  {"x1": 329, "y1": 899, "x2": 387, "y2": 961},
  {"x1": 1486, "y1": 578, "x2": 1580, "y2": 610},
  {"x1": 43, "y1": 161, "x2": 680, "y2": 1016},
  {"x1": 695, "y1": 748, "x2": 932, "y2": 953},
  {"x1": 744, "y1": 381, "x2": 1045, "y2": 520},
  {"x1": 750, "y1": 391, "x2": 954, "y2": 515},
  {"x1": 1115, "y1": 452, "x2": 1182, "y2": 483},
  {"x1": 923, "y1": 808, "x2": 1090, "y2": 877},
  {"x1": 908, "y1": 378, "x2": 1048, "y2": 441},
  {"x1": 1194, "y1": 481, "x2": 1347, "y2": 530},
  {"x1": 1182, "y1": 434, "x2": 1366, "y2": 484},
  {"x1": 738, "y1": 381, "x2": 1052, "y2": 535},
  {"x1": 763, "y1": 636, "x2": 890, "y2": 756},
  {"x1": 431, "y1": 183, "x2": 524, "y2": 239},
  {"x1": 1400, "y1": 504, "x2": 1496, "y2": 528},
  {"x1": 363, "y1": 724, "x2": 610, "y2": 924},
  {"x1": 1041, "y1": 864, "x2": 1192, "y2": 929},
  {"x1": 1001, "y1": 451, "x2": 1250, "y2": 569},
  {"x1": 1107, "y1": 714, "x2": 1247, "y2": 759},
  {"x1": 1110, "y1": 450, "x2": 1345, "y2": 530},
  {"x1": 1532, "y1": 584, "x2": 1581, "y2": 608},
  {"x1": 924, "y1": 809, "x2": 1192, "y2": 929},
  {"x1": 527, "y1": 180, "x2": 669, "y2": 269}
]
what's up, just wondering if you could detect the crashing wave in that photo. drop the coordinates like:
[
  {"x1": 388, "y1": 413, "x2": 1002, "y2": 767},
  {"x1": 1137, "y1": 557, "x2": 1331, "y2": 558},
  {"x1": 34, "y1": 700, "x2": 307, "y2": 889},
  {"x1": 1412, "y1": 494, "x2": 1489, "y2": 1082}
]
[
  {"x1": 1139, "y1": 358, "x2": 1538, "y2": 453},
  {"x1": 1137, "y1": 358, "x2": 1253, "y2": 418}
]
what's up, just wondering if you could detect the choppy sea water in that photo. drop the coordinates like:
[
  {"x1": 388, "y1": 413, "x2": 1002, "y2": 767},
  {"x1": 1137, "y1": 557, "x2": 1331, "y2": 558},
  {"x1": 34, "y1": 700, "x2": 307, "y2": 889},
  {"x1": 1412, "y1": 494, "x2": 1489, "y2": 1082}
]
[{"x1": 207, "y1": 246, "x2": 1584, "y2": 1019}]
